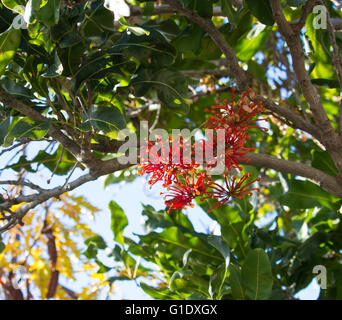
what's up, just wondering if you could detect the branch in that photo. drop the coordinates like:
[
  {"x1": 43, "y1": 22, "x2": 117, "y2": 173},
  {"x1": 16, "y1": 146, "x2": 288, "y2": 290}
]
[
  {"x1": 243, "y1": 153, "x2": 342, "y2": 198},
  {"x1": 290, "y1": 0, "x2": 318, "y2": 34},
  {"x1": 270, "y1": 0, "x2": 342, "y2": 178},
  {"x1": 323, "y1": 2, "x2": 342, "y2": 136},
  {"x1": 0, "y1": 87, "x2": 81, "y2": 158},
  {"x1": 129, "y1": 4, "x2": 342, "y2": 30},
  {"x1": 257, "y1": 96, "x2": 321, "y2": 140},
  {"x1": 0, "y1": 157, "x2": 131, "y2": 235}
]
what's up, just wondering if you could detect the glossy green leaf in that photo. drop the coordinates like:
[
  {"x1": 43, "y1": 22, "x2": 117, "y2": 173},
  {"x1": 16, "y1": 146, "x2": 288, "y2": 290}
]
[
  {"x1": 281, "y1": 180, "x2": 338, "y2": 210},
  {"x1": 109, "y1": 200, "x2": 128, "y2": 246},
  {"x1": 241, "y1": 248, "x2": 273, "y2": 300},
  {"x1": 84, "y1": 235, "x2": 107, "y2": 259},
  {"x1": 312, "y1": 150, "x2": 338, "y2": 177},
  {"x1": 37, "y1": 0, "x2": 61, "y2": 26},
  {"x1": 119, "y1": 17, "x2": 150, "y2": 36},
  {"x1": 80, "y1": 105, "x2": 126, "y2": 135},
  {"x1": 221, "y1": 0, "x2": 239, "y2": 26},
  {"x1": 140, "y1": 282, "x2": 179, "y2": 300},
  {"x1": 235, "y1": 27, "x2": 270, "y2": 61},
  {"x1": 5, "y1": 118, "x2": 50, "y2": 141},
  {"x1": 0, "y1": 27, "x2": 21, "y2": 75},
  {"x1": 41, "y1": 51, "x2": 63, "y2": 77},
  {"x1": 229, "y1": 264, "x2": 246, "y2": 300},
  {"x1": 0, "y1": 117, "x2": 10, "y2": 145},
  {"x1": 245, "y1": 0, "x2": 274, "y2": 26},
  {"x1": 24, "y1": 0, "x2": 41, "y2": 23}
]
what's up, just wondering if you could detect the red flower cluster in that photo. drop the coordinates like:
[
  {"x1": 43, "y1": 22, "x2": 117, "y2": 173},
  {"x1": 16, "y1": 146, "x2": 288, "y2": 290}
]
[{"x1": 138, "y1": 88, "x2": 267, "y2": 213}]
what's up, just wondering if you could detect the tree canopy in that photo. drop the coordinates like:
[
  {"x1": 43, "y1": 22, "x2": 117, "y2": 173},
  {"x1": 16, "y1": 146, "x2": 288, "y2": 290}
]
[{"x1": 1, "y1": 0, "x2": 342, "y2": 300}]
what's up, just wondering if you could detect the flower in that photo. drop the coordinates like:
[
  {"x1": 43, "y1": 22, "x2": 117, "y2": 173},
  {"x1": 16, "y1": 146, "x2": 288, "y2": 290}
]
[
  {"x1": 204, "y1": 173, "x2": 260, "y2": 211},
  {"x1": 204, "y1": 88, "x2": 268, "y2": 132},
  {"x1": 138, "y1": 137, "x2": 198, "y2": 188},
  {"x1": 163, "y1": 173, "x2": 211, "y2": 213}
]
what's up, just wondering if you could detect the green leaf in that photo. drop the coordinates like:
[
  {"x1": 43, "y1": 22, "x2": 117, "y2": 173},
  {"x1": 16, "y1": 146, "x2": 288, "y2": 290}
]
[
  {"x1": 119, "y1": 17, "x2": 150, "y2": 36},
  {"x1": 24, "y1": 0, "x2": 41, "y2": 23},
  {"x1": 72, "y1": 50, "x2": 135, "y2": 93},
  {"x1": 131, "y1": 67, "x2": 190, "y2": 113},
  {"x1": 0, "y1": 27, "x2": 21, "y2": 75},
  {"x1": 0, "y1": 237, "x2": 5, "y2": 254},
  {"x1": 109, "y1": 200, "x2": 128, "y2": 246},
  {"x1": 80, "y1": 105, "x2": 126, "y2": 136},
  {"x1": 235, "y1": 27, "x2": 270, "y2": 61},
  {"x1": 5, "y1": 118, "x2": 50, "y2": 141},
  {"x1": 1, "y1": 78, "x2": 36, "y2": 100},
  {"x1": 84, "y1": 235, "x2": 107, "y2": 259},
  {"x1": 241, "y1": 248, "x2": 273, "y2": 300},
  {"x1": 228, "y1": 264, "x2": 245, "y2": 300},
  {"x1": 311, "y1": 78, "x2": 340, "y2": 89},
  {"x1": 281, "y1": 180, "x2": 338, "y2": 210},
  {"x1": 245, "y1": 0, "x2": 274, "y2": 26},
  {"x1": 221, "y1": 0, "x2": 239, "y2": 26},
  {"x1": 312, "y1": 150, "x2": 338, "y2": 177},
  {"x1": 1, "y1": 0, "x2": 24, "y2": 13},
  {"x1": 207, "y1": 235, "x2": 230, "y2": 268},
  {"x1": 37, "y1": 0, "x2": 61, "y2": 26},
  {"x1": 0, "y1": 117, "x2": 10, "y2": 145},
  {"x1": 286, "y1": 0, "x2": 305, "y2": 6},
  {"x1": 41, "y1": 51, "x2": 63, "y2": 77},
  {"x1": 32, "y1": 146, "x2": 77, "y2": 176},
  {"x1": 140, "y1": 282, "x2": 179, "y2": 300}
]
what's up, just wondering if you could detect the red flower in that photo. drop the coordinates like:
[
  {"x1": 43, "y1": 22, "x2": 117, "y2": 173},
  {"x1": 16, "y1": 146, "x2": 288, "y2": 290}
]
[
  {"x1": 204, "y1": 88, "x2": 268, "y2": 132},
  {"x1": 204, "y1": 173, "x2": 260, "y2": 211},
  {"x1": 204, "y1": 127, "x2": 254, "y2": 171},
  {"x1": 163, "y1": 173, "x2": 211, "y2": 212},
  {"x1": 138, "y1": 137, "x2": 198, "y2": 188}
]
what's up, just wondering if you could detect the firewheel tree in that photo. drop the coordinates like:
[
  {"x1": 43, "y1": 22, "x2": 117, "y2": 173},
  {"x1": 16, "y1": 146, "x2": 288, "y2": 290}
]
[{"x1": 1, "y1": 0, "x2": 342, "y2": 300}]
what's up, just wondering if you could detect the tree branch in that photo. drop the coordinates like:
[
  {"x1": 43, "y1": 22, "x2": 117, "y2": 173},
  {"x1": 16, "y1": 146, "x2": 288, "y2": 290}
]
[
  {"x1": 0, "y1": 87, "x2": 81, "y2": 158},
  {"x1": 270, "y1": 0, "x2": 342, "y2": 179},
  {"x1": 243, "y1": 153, "x2": 342, "y2": 198}
]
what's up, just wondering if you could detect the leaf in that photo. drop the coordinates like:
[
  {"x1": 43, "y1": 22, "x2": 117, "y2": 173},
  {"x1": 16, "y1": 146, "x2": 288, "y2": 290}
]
[
  {"x1": 119, "y1": 17, "x2": 150, "y2": 36},
  {"x1": 24, "y1": 0, "x2": 41, "y2": 23},
  {"x1": 72, "y1": 50, "x2": 135, "y2": 93},
  {"x1": 109, "y1": 200, "x2": 128, "y2": 246},
  {"x1": 1, "y1": 78, "x2": 36, "y2": 100},
  {"x1": 37, "y1": 0, "x2": 61, "y2": 26},
  {"x1": 311, "y1": 78, "x2": 340, "y2": 89},
  {"x1": 221, "y1": 0, "x2": 239, "y2": 26},
  {"x1": 131, "y1": 67, "x2": 190, "y2": 113},
  {"x1": 207, "y1": 235, "x2": 230, "y2": 268},
  {"x1": 0, "y1": 237, "x2": 5, "y2": 254},
  {"x1": 41, "y1": 51, "x2": 63, "y2": 77},
  {"x1": 228, "y1": 264, "x2": 245, "y2": 300},
  {"x1": 286, "y1": 0, "x2": 305, "y2": 6},
  {"x1": 140, "y1": 282, "x2": 178, "y2": 300},
  {"x1": 80, "y1": 105, "x2": 126, "y2": 135},
  {"x1": 0, "y1": 27, "x2": 21, "y2": 75},
  {"x1": 245, "y1": 0, "x2": 274, "y2": 26},
  {"x1": 5, "y1": 118, "x2": 50, "y2": 141},
  {"x1": 241, "y1": 248, "x2": 273, "y2": 300},
  {"x1": 281, "y1": 179, "x2": 338, "y2": 210},
  {"x1": 84, "y1": 235, "x2": 107, "y2": 259},
  {"x1": 311, "y1": 150, "x2": 338, "y2": 177},
  {"x1": 0, "y1": 117, "x2": 10, "y2": 145},
  {"x1": 235, "y1": 27, "x2": 270, "y2": 61},
  {"x1": 32, "y1": 146, "x2": 77, "y2": 176}
]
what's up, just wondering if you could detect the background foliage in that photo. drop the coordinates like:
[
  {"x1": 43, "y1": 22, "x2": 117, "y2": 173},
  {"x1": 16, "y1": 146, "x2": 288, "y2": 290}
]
[{"x1": 0, "y1": 0, "x2": 342, "y2": 299}]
